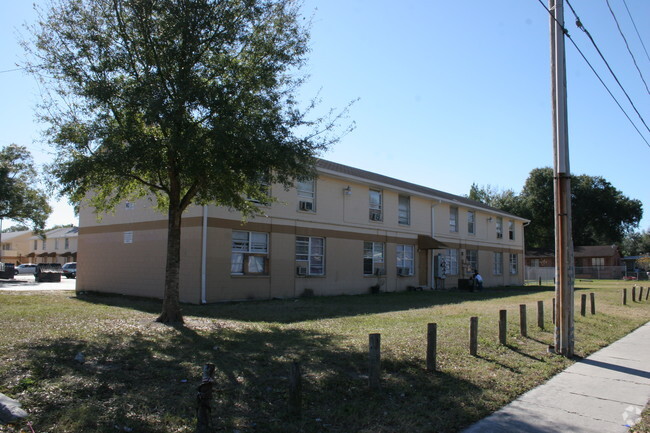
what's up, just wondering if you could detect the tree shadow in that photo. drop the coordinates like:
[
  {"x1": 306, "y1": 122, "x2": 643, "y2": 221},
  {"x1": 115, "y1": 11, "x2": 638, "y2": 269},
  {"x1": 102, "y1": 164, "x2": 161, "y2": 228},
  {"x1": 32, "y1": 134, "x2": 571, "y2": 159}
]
[{"x1": 76, "y1": 285, "x2": 557, "y2": 324}]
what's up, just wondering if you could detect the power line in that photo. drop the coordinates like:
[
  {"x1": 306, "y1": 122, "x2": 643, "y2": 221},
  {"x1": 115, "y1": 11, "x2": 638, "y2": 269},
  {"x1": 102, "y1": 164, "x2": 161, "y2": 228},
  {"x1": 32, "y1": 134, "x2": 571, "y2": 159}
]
[
  {"x1": 534, "y1": 0, "x2": 650, "y2": 148},
  {"x1": 621, "y1": 0, "x2": 650, "y2": 65},
  {"x1": 605, "y1": 0, "x2": 650, "y2": 96}
]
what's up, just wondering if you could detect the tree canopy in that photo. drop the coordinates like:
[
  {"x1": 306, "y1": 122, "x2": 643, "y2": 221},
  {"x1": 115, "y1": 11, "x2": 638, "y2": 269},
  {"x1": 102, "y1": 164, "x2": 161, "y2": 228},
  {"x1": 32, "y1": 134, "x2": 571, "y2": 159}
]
[
  {"x1": 28, "y1": 0, "x2": 348, "y2": 323},
  {"x1": 469, "y1": 168, "x2": 643, "y2": 249},
  {"x1": 0, "y1": 144, "x2": 51, "y2": 233}
]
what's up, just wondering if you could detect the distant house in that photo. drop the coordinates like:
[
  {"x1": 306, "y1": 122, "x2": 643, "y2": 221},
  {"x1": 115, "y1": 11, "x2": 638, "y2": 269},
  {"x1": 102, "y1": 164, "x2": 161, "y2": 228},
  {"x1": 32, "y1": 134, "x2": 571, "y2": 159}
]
[
  {"x1": 27, "y1": 227, "x2": 78, "y2": 265},
  {"x1": 525, "y1": 245, "x2": 623, "y2": 279},
  {"x1": 0, "y1": 230, "x2": 33, "y2": 264}
]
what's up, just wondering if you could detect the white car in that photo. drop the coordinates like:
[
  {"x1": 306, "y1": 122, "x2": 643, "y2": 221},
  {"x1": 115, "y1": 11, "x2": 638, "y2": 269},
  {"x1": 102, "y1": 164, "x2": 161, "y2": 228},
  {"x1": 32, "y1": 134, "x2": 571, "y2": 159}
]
[{"x1": 15, "y1": 264, "x2": 37, "y2": 275}]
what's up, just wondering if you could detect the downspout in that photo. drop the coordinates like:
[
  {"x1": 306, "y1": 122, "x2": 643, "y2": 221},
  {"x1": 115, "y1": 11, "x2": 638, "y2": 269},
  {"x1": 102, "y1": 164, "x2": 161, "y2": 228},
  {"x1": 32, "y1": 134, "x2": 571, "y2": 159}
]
[{"x1": 200, "y1": 205, "x2": 208, "y2": 304}]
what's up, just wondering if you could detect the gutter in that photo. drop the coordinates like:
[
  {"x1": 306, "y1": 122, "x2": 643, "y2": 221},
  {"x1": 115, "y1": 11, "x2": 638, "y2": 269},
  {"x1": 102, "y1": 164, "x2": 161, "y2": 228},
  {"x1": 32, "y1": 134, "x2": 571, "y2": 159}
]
[{"x1": 200, "y1": 205, "x2": 208, "y2": 304}]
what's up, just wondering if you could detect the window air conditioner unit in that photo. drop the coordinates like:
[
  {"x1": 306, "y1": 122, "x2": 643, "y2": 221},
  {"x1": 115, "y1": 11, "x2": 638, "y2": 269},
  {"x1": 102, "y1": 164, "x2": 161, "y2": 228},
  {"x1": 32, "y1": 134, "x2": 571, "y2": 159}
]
[
  {"x1": 370, "y1": 212, "x2": 382, "y2": 221},
  {"x1": 374, "y1": 268, "x2": 386, "y2": 276},
  {"x1": 397, "y1": 267, "x2": 410, "y2": 276},
  {"x1": 296, "y1": 266, "x2": 308, "y2": 276},
  {"x1": 299, "y1": 201, "x2": 314, "y2": 211}
]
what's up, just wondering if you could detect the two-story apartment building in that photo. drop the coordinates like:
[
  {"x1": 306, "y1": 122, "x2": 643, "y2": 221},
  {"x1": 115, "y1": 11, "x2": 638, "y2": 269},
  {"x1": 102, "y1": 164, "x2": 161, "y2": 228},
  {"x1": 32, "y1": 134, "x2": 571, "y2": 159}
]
[
  {"x1": 76, "y1": 159, "x2": 528, "y2": 303},
  {"x1": 27, "y1": 227, "x2": 79, "y2": 264},
  {"x1": 0, "y1": 230, "x2": 33, "y2": 264}
]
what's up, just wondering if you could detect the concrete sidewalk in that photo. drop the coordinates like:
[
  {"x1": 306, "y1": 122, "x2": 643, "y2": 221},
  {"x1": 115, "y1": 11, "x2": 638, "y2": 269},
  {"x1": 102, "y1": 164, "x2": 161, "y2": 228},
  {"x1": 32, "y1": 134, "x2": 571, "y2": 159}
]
[{"x1": 463, "y1": 322, "x2": 650, "y2": 433}]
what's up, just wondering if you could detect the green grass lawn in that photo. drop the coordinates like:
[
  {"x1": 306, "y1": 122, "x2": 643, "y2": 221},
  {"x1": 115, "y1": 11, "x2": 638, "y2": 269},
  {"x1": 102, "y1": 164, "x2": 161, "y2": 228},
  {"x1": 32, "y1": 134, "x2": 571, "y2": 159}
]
[{"x1": 0, "y1": 280, "x2": 648, "y2": 433}]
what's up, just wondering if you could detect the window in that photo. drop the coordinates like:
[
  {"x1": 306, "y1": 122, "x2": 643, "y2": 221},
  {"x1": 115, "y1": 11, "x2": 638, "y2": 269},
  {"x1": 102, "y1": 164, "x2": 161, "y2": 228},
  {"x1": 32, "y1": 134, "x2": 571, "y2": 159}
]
[
  {"x1": 493, "y1": 252, "x2": 503, "y2": 275},
  {"x1": 126, "y1": 202, "x2": 135, "y2": 210},
  {"x1": 65, "y1": 238, "x2": 69, "y2": 249},
  {"x1": 508, "y1": 220, "x2": 515, "y2": 240},
  {"x1": 449, "y1": 207, "x2": 458, "y2": 232},
  {"x1": 369, "y1": 190, "x2": 382, "y2": 221},
  {"x1": 33, "y1": 240, "x2": 37, "y2": 251},
  {"x1": 466, "y1": 249, "x2": 478, "y2": 273},
  {"x1": 396, "y1": 244, "x2": 414, "y2": 276},
  {"x1": 591, "y1": 257, "x2": 605, "y2": 268},
  {"x1": 467, "y1": 211, "x2": 475, "y2": 235},
  {"x1": 231, "y1": 231, "x2": 269, "y2": 275},
  {"x1": 496, "y1": 217, "x2": 503, "y2": 239},
  {"x1": 42, "y1": 240, "x2": 47, "y2": 250},
  {"x1": 296, "y1": 179, "x2": 316, "y2": 212},
  {"x1": 531, "y1": 259, "x2": 540, "y2": 268},
  {"x1": 296, "y1": 236, "x2": 325, "y2": 276},
  {"x1": 509, "y1": 254, "x2": 518, "y2": 275},
  {"x1": 363, "y1": 241, "x2": 385, "y2": 275},
  {"x1": 398, "y1": 195, "x2": 410, "y2": 225},
  {"x1": 124, "y1": 231, "x2": 133, "y2": 244},
  {"x1": 445, "y1": 249, "x2": 459, "y2": 275},
  {"x1": 2, "y1": 243, "x2": 11, "y2": 251},
  {"x1": 55, "y1": 239, "x2": 59, "y2": 250},
  {"x1": 247, "y1": 174, "x2": 271, "y2": 203}
]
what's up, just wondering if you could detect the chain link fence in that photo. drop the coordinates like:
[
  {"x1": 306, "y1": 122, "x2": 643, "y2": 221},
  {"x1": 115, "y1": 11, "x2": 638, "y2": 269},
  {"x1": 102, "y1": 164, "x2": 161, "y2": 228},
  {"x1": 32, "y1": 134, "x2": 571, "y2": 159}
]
[{"x1": 525, "y1": 265, "x2": 629, "y2": 284}]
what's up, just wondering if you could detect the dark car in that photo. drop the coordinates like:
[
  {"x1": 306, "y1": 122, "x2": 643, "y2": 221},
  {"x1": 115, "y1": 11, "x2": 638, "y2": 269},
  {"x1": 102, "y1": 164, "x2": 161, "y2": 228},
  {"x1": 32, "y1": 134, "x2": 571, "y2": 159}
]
[{"x1": 62, "y1": 262, "x2": 77, "y2": 279}]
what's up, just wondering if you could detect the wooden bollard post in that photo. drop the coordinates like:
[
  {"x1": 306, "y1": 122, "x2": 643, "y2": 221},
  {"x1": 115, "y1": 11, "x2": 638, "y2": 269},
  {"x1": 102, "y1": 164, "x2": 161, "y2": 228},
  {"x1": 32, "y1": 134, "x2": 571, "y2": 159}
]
[
  {"x1": 646, "y1": 287, "x2": 649, "y2": 301},
  {"x1": 632, "y1": 286, "x2": 636, "y2": 303},
  {"x1": 196, "y1": 363, "x2": 215, "y2": 433},
  {"x1": 368, "y1": 333, "x2": 381, "y2": 390},
  {"x1": 469, "y1": 317, "x2": 478, "y2": 356},
  {"x1": 639, "y1": 287, "x2": 644, "y2": 302},
  {"x1": 623, "y1": 289, "x2": 627, "y2": 305},
  {"x1": 539, "y1": 277, "x2": 542, "y2": 287},
  {"x1": 537, "y1": 301, "x2": 544, "y2": 329},
  {"x1": 499, "y1": 310, "x2": 507, "y2": 345},
  {"x1": 519, "y1": 304, "x2": 527, "y2": 337},
  {"x1": 580, "y1": 294, "x2": 587, "y2": 316},
  {"x1": 590, "y1": 293, "x2": 596, "y2": 314},
  {"x1": 426, "y1": 323, "x2": 437, "y2": 372},
  {"x1": 552, "y1": 297, "x2": 556, "y2": 324},
  {"x1": 288, "y1": 361, "x2": 302, "y2": 417}
]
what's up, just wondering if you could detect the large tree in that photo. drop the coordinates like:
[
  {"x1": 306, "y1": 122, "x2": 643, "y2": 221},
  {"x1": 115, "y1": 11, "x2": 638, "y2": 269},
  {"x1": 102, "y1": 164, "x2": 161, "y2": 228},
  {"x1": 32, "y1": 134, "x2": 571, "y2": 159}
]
[
  {"x1": 469, "y1": 168, "x2": 643, "y2": 249},
  {"x1": 28, "y1": 0, "x2": 347, "y2": 323},
  {"x1": 0, "y1": 144, "x2": 51, "y2": 233}
]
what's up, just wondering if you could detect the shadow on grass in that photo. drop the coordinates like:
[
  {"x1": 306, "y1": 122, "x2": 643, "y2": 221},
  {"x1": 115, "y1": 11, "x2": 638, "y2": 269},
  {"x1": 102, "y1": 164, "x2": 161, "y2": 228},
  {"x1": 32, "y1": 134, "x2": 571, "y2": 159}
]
[
  {"x1": 75, "y1": 285, "x2": 557, "y2": 324},
  {"x1": 9, "y1": 324, "x2": 501, "y2": 433}
]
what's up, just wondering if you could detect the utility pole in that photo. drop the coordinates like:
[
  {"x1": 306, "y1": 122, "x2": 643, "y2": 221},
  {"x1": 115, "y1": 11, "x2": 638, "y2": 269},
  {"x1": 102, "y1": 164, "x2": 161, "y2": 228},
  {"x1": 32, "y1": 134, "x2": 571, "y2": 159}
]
[{"x1": 550, "y1": 0, "x2": 574, "y2": 356}]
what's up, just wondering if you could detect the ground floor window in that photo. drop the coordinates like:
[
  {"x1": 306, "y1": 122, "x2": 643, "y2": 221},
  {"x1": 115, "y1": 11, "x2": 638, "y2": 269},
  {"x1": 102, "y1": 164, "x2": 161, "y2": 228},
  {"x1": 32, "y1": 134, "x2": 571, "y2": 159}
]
[
  {"x1": 231, "y1": 231, "x2": 269, "y2": 275},
  {"x1": 493, "y1": 252, "x2": 503, "y2": 275},
  {"x1": 296, "y1": 236, "x2": 325, "y2": 276},
  {"x1": 445, "y1": 249, "x2": 459, "y2": 275},
  {"x1": 466, "y1": 249, "x2": 478, "y2": 273},
  {"x1": 364, "y1": 242, "x2": 385, "y2": 275},
  {"x1": 396, "y1": 244, "x2": 414, "y2": 276},
  {"x1": 509, "y1": 253, "x2": 518, "y2": 275}
]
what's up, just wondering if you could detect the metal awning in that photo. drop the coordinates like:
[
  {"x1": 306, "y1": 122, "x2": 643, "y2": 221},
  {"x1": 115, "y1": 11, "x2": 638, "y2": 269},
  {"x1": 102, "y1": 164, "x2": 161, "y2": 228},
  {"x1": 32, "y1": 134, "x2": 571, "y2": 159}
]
[{"x1": 417, "y1": 235, "x2": 447, "y2": 250}]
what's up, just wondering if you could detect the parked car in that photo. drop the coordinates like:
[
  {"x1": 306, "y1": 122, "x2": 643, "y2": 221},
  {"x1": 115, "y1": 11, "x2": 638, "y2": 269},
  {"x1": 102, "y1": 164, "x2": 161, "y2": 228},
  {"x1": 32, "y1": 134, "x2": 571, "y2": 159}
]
[
  {"x1": 62, "y1": 262, "x2": 76, "y2": 279},
  {"x1": 15, "y1": 264, "x2": 37, "y2": 275}
]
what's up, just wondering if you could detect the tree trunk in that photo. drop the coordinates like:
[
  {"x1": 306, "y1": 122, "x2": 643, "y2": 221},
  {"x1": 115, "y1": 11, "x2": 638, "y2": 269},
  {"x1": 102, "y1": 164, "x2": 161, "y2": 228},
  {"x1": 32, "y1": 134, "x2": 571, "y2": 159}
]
[{"x1": 157, "y1": 198, "x2": 184, "y2": 324}]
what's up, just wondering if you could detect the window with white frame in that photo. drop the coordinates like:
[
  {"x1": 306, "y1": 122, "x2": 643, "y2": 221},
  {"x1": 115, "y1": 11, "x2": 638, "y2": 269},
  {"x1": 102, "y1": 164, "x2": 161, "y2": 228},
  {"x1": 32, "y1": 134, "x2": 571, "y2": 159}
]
[
  {"x1": 125, "y1": 201, "x2": 135, "y2": 210},
  {"x1": 55, "y1": 239, "x2": 59, "y2": 250},
  {"x1": 363, "y1": 241, "x2": 384, "y2": 275},
  {"x1": 296, "y1": 236, "x2": 325, "y2": 276},
  {"x1": 396, "y1": 244, "x2": 414, "y2": 276},
  {"x1": 591, "y1": 257, "x2": 605, "y2": 268},
  {"x1": 466, "y1": 249, "x2": 478, "y2": 273},
  {"x1": 398, "y1": 195, "x2": 410, "y2": 225},
  {"x1": 509, "y1": 254, "x2": 518, "y2": 275},
  {"x1": 449, "y1": 207, "x2": 458, "y2": 232},
  {"x1": 445, "y1": 249, "x2": 459, "y2": 275},
  {"x1": 369, "y1": 189, "x2": 382, "y2": 221},
  {"x1": 231, "y1": 231, "x2": 269, "y2": 275},
  {"x1": 124, "y1": 231, "x2": 133, "y2": 244},
  {"x1": 42, "y1": 240, "x2": 47, "y2": 250},
  {"x1": 508, "y1": 220, "x2": 515, "y2": 240},
  {"x1": 296, "y1": 179, "x2": 316, "y2": 212},
  {"x1": 493, "y1": 252, "x2": 503, "y2": 275},
  {"x1": 496, "y1": 217, "x2": 503, "y2": 239},
  {"x1": 65, "y1": 238, "x2": 69, "y2": 249},
  {"x1": 467, "y1": 211, "x2": 475, "y2": 235},
  {"x1": 2, "y1": 243, "x2": 11, "y2": 251},
  {"x1": 33, "y1": 240, "x2": 37, "y2": 251},
  {"x1": 246, "y1": 174, "x2": 271, "y2": 203}
]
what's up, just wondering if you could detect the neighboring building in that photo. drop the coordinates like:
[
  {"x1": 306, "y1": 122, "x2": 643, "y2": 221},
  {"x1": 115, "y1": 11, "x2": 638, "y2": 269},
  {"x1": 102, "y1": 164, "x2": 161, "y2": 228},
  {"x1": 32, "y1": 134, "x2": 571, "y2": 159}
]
[
  {"x1": 526, "y1": 245, "x2": 624, "y2": 279},
  {"x1": 0, "y1": 230, "x2": 33, "y2": 264},
  {"x1": 27, "y1": 227, "x2": 78, "y2": 264},
  {"x1": 77, "y1": 159, "x2": 528, "y2": 303}
]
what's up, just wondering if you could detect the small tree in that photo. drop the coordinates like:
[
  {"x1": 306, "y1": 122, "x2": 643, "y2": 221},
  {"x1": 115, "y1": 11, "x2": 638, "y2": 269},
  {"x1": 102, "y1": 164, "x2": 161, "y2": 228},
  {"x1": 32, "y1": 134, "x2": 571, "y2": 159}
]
[{"x1": 27, "y1": 0, "x2": 349, "y2": 323}]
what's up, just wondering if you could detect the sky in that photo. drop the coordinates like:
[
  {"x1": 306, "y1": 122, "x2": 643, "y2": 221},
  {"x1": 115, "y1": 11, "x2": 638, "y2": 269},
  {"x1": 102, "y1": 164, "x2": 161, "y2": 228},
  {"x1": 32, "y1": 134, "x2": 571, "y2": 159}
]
[{"x1": 1, "y1": 0, "x2": 649, "y2": 232}]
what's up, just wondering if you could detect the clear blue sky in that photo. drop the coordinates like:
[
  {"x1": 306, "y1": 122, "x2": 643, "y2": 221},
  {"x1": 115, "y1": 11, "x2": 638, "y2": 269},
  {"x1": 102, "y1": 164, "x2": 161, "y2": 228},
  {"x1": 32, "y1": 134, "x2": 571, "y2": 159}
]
[{"x1": 1, "y1": 0, "x2": 649, "y2": 232}]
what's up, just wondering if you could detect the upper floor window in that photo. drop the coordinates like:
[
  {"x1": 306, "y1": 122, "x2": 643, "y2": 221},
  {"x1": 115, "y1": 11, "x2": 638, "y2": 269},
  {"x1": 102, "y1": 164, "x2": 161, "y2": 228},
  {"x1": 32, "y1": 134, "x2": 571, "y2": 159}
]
[
  {"x1": 2, "y1": 243, "x2": 11, "y2": 251},
  {"x1": 231, "y1": 231, "x2": 269, "y2": 275},
  {"x1": 296, "y1": 179, "x2": 316, "y2": 212},
  {"x1": 124, "y1": 231, "x2": 133, "y2": 244},
  {"x1": 247, "y1": 174, "x2": 271, "y2": 204},
  {"x1": 42, "y1": 240, "x2": 47, "y2": 250},
  {"x1": 396, "y1": 244, "x2": 414, "y2": 276},
  {"x1": 508, "y1": 220, "x2": 515, "y2": 240},
  {"x1": 509, "y1": 254, "x2": 518, "y2": 275},
  {"x1": 493, "y1": 252, "x2": 503, "y2": 275},
  {"x1": 398, "y1": 195, "x2": 410, "y2": 225},
  {"x1": 296, "y1": 236, "x2": 325, "y2": 276},
  {"x1": 496, "y1": 217, "x2": 503, "y2": 239},
  {"x1": 55, "y1": 239, "x2": 59, "y2": 250},
  {"x1": 363, "y1": 241, "x2": 385, "y2": 275},
  {"x1": 125, "y1": 202, "x2": 135, "y2": 210},
  {"x1": 33, "y1": 240, "x2": 37, "y2": 251},
  {"x1": 65, "y1": 238, "x2": 70, "y2": 249},
  {"x1": 369, "y1": 189, "x2": 382, "y2": 222},
  {"x1": 467, "y1": 211, "x2": 475, "y2": 235},
  {"x1": 450, "y1": 207, "x2": 458, "y2": 232}
]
